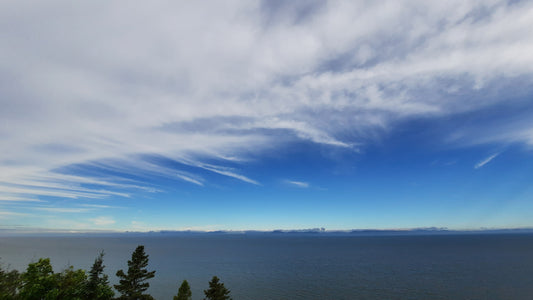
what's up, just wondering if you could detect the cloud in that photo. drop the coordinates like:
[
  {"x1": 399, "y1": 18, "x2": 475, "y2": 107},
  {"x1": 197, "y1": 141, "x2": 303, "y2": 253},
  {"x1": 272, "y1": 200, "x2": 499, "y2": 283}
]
[
  {"x1": 89, "y1": 216, "x2": 116, "y2": 226},
  {"x1": 191, "y1": 162, "x2": 260, "y2": 185},
  {"x1": 130, "y1": 221, "x2": 149, "y2": 231},
  {"x1": 43, "y1": 218, "x2": 91, "y2": 230},
  {"x1": 0, "y1": 195, "x2": 43, "y2": 202},
  {"x1": 285, "y1": 180, "x2": 310, "y2": 188},
  {"x1": 0, "y1": 211, "x2": 30, "y2": 218},
  {"x1": 475, "y1": 153, "x2": 500, "y2": 169},
  {"x1": 1, "y1": 0, "x2": 533, "y2": 209},
  {"x1": 32, "y1": 207, "x2": 93, "y2": 213},
  {"x1": 175, "y1": 173, "x2": 204, "y2": 186},
  {"x1": 0, "y1": 184, "x2": 112, "y2": 199},
  {"x1": 80, "y1": 204, "x2": 122, "y2": 209}
]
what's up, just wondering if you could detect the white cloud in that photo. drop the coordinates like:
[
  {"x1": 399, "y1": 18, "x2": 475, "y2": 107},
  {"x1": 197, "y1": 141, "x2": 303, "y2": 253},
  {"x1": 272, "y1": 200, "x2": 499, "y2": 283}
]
[
  {"x1": 43, "y1": 218, "x2": 91, "y2": 230},
  {"x1": 175, "y1": 173, "x2": 204, "y2": 186},
  {"x1": 475, "y1": 153, "x2": 500, "y2": 169},
  {"x1": 191, "y1": 162, "x2": 260, "y2": 185},
  {"x1": 285, "y1": 180, "x2": 310, "y2": 188},
  {"x1": 0, "y1": 183, "x2": 128, "y2": 200},
  {"x1": 89, "y1": 216, "x2": 116, "y2": 226},
  {"x1": 0, "y1": 195, "x2": 43, "y2": 202},
  {"x1": 1, "y1": 0, "x2": 533, "y2": 206},
  {"x1": 33, "y1": 207, "x2": 92, "y2": 213},
  {"x1": 80, "y1": 204, "x2": 121, "y2": 209},
  {"x1": 129, "y1": 220, "x2": 149, "y2": 231},
  {"x1": 0, "y1": 211, "x2": 30, "y2": 217}
]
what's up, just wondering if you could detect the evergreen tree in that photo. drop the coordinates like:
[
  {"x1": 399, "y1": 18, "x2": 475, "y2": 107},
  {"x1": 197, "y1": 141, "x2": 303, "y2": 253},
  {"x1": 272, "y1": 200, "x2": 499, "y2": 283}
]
[
  {"x1": 203, "y1": 276, "x2": 232, "y2": 300},
  {"x1": 85, "y1": 251, "x2": 114, "y2": 300},
  {"x1": 174, "y1": 280, "x2": 192, "y2": 300},
  {"x1": 114, "y1": 245, "x2": 156, "y2": 300}
]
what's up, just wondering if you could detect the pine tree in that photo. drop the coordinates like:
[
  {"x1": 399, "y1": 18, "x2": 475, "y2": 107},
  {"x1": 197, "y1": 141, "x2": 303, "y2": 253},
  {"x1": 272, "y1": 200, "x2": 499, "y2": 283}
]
[
  {"x1": 85, "y1": 251, "x2": 114, "y2": 300},
  {"x1": 174, "y1": 280, "x2": 192, "y2": 300},
  {"x1": 203, "y1": 276, "x2": 232, "y2": 300},
  {"x1": 114, "y1": 245, "x2": 156, "y2": 300}
]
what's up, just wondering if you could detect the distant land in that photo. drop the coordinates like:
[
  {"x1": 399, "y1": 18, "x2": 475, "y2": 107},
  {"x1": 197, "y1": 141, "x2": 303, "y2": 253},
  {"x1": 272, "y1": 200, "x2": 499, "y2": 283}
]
[{"x1": 2, "y1": 227, "x2": 533, "y2": 237}]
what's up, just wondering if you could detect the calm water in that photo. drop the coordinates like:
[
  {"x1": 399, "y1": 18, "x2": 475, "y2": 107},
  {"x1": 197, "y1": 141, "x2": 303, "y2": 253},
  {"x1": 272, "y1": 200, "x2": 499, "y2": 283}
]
[{"x1": 1, "y1": 234, "x2": 533, "y2": 299}]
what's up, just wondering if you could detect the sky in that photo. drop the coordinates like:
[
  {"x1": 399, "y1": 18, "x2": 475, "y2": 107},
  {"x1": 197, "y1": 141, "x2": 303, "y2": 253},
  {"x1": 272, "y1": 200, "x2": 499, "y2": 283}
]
[{"x1": 1, "y1": 0, "x2": 533, "y2": 232}]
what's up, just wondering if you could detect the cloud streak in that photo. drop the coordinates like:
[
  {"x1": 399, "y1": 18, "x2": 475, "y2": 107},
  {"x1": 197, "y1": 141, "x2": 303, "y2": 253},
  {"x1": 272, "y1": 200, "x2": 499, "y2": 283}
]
[
  {"x1": 89, "y1": 216, "x2": 116, "y2": 226},
  {"x1": 32, "y1": 207, "x2": 93, "y2": 213},
  {"x1": 0, "y1": 211, "x2": 30, "y2": 217},
  {"x1": 0, "y1": 195, "x2": 43, "y2": 202},
  {"x1": 475, "y1": 153, "x2": 500, "y2": 169},
  {"x1": 285, "y1": 180, "x2": 310, "y2": 188}
]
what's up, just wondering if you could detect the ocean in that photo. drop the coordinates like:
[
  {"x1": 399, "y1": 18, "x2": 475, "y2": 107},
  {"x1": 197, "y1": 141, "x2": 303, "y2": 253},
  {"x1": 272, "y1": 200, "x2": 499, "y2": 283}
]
[{"x1": 1, "y1": 233, "x2": 533, "y2": 299}]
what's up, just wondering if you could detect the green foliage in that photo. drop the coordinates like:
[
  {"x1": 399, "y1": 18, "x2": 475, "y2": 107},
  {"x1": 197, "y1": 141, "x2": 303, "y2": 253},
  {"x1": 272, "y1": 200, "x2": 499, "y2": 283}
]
[
  {"x1": 4, "y1": 254, "x2": 114, "y2": 300},
  {"x1": 203, "y1": 276, "x2": 232, "y2": 300},
  {"x1": 2, "y1": 249, "x2": 222, "y2": 300},
  {"x1": 114, "y1": 245, "x2": 156, "y2": 300},
  {"x1": 0, "y1": 262, "x2": 21, "y2": 300},
  {"x1": 56, "y1": 266, "x2": 87, "y2": 300},
  {"x1": 85, "y1": 251, "x2": 114, "y2": 300},
  {"x1": 174, "y1": 280, "x2": 192, "y2": 300},
  {"x1": 19, "y1": 258, "x2": 91, "y2": 300},
  {"x1": 19, "y1": 258, "x2": 59, "y2": 300}
]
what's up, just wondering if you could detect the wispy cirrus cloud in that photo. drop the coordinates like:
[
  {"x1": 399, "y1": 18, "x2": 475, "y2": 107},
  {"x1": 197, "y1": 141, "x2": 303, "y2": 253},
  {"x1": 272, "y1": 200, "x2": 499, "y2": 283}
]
[
  {"x1": 32, "y1": 207, "x2": 93, "y2": 213},
  {"x1": 0, "y1": 195, "x2": 43, "y2": 202},
  {"x1": 285, "y1": 180, "x2": 310, "y2": 188},
  {"x1": 0, "y1": 211, "x2": 30, "y2": 218},
  {"x1": 89, "y1": 216, "x2": 116, "y2": 226},
  {"x1": 1, "y1": 0, "x2": 533, "y2": 227},
  {"x1": 80, "y1": 204, "x2": 123, "y2": 209},
  {"x1": 475, "y1": 153, "x2": 500, "y2": 169}
]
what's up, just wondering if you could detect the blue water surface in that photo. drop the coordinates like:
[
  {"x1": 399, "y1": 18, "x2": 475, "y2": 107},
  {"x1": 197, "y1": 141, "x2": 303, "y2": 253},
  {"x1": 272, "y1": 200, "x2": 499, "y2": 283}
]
[{"x1": 1, "y1": 233, "x2": 533, "y2": 299}]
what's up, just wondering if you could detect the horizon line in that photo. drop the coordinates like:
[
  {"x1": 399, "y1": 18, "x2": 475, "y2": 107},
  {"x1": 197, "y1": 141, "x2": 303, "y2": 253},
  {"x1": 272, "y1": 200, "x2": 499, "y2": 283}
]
[{"x1": 2, "y1": 226, "x2": 533, "y2": 236}]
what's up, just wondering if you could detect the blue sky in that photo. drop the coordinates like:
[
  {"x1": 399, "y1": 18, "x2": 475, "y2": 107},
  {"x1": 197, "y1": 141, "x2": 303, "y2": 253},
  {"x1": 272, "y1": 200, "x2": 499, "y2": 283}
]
[{"x1": 1, "y1": 0, "x2": 533, "y2": 231}]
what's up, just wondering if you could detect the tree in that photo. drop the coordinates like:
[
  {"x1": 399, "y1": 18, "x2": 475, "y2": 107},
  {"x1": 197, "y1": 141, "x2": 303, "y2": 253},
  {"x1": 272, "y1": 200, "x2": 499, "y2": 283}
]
[
  {"x1": 203, "y1": 276, "x2": 232, "y2": 300},
  {"x1": 114, "y1": 245, "x2": 156, "y2": 300},
  {"x1": 56, "y1": 266, "x2": 87, "y2": 300},
  {"x1": 19, "y1": 258, "x2": 59, "y2": 300},
  {"x1": 174, "y1": 280, "x2": 192, "y2": 300},
  {"x1": 85, "y1": 251, "x2": 114, "y2": 300},
  {"x1": 0, "y1": 261, "x2": 21, "y2": 300}
]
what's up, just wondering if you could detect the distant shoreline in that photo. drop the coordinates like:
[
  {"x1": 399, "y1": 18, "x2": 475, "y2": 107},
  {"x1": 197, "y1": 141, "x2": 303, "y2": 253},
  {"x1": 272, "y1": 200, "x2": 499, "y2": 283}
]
[{"x1": 2, "y1": 227, "x2": 533, "y2": 237}]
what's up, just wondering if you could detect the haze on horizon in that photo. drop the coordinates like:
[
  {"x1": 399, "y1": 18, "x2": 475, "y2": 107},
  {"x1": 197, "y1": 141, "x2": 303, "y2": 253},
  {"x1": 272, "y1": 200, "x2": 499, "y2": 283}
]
[{"x1": 1, "y1": 0, "x2": 533, "y2": 232}]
